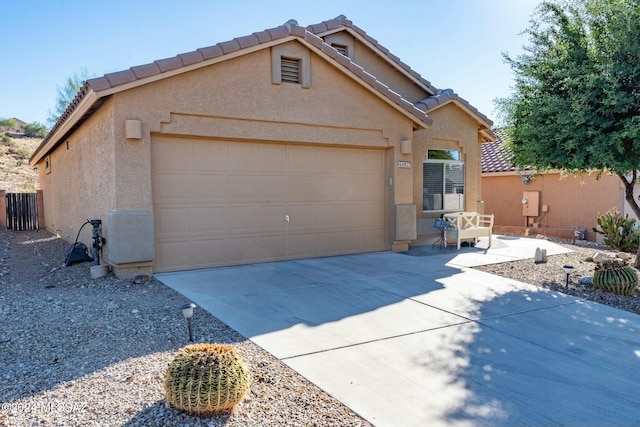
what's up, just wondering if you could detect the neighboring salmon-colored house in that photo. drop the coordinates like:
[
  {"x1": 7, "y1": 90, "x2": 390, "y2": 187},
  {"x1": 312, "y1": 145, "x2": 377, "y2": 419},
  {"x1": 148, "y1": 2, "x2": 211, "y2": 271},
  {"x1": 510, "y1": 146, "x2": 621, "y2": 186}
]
[
  {"x1": 30, "y1": 16, "x2": 495, "y2": 278},
  {"x1": 482, "y1": 133, "x2": 639, "y2": 242}
]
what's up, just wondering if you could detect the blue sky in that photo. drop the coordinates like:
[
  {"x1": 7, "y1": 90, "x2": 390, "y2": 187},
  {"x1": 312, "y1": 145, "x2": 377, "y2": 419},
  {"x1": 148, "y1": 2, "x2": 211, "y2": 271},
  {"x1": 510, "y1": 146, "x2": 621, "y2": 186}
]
[{"x1": 1, "y1": 0, "x2": 542, "y2": 127}]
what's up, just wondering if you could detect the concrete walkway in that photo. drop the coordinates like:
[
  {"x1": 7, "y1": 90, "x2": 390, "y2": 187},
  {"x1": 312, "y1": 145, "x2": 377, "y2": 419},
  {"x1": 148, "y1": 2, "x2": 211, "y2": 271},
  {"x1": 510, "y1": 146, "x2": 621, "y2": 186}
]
[{"x1": 156, "y1": 236, "x2": 640, "y2": 426}]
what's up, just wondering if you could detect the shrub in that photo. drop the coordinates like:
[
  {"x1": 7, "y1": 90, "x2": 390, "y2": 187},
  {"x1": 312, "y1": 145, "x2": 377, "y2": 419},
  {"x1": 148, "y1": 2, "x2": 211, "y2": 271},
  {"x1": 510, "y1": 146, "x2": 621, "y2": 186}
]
[
  {"x1": 23, "y1": 122, "x2": 48, "y2": 138},
  {"x1": 164, "y1": 343, "x2": 251, "y2": 415},
  {"x1": 593, "y1": 207, "x2": 639, "y2": 252},
  {"x1": 592, "y1": 259, "x2": 639, "y2": 296}
]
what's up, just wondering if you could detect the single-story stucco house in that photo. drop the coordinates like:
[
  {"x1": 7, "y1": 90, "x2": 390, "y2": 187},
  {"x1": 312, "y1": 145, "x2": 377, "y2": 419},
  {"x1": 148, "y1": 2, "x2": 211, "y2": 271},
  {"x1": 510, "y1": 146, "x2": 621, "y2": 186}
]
[
  {"x1": 30, "y1": 15, "x2": 495, "y2": 278},
  {"x1": 482, "y1": 132, "x2": 640, "y2": 242}
]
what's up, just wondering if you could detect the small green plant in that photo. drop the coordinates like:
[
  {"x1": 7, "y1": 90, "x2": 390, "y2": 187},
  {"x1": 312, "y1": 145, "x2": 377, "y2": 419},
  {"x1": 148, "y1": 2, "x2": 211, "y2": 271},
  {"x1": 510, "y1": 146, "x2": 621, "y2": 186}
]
[
  {"x1": 1, "y1": 134, "x2": 12, "y2": 145},
  {"x1": 592, "y1": 259, "x2": 639, "y2": 296},
  {"x1": 593, "y1": 207, "x2": 639, "y2": 252},
  {"x1": 164, "y1": 343, "x2": 251, "y2": 415}
]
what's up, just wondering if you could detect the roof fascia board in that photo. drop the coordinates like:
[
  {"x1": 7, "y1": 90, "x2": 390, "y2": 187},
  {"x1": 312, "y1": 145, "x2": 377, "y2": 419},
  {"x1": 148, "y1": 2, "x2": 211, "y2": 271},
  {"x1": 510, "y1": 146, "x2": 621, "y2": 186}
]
[
  {"x1": 294, "y1": 37, "x2": 430, "y2": 129},
  {"x1": 30, "y1": 91, "x2": 99, "y2": 165},
  {"x1": 480, "y1": 128, "x2": 496, "y2": 142}
]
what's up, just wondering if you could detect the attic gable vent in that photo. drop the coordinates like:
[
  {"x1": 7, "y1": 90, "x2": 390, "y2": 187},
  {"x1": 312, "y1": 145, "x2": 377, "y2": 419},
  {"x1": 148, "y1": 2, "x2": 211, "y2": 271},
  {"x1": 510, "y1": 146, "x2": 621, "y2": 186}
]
[
  {"x1": 280, "y1": 57, "x2": 301, "y2": 84},
  {"x1": 332, "y1": 43, "x2": 348, "y2": 57}
]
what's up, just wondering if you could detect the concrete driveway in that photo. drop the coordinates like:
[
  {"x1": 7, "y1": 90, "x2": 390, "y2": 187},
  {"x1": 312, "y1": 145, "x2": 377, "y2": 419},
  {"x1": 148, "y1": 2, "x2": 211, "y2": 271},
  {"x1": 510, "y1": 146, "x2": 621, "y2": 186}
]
[{"x1": 156, "y1": 237, "x2": 640, "y2": 426}]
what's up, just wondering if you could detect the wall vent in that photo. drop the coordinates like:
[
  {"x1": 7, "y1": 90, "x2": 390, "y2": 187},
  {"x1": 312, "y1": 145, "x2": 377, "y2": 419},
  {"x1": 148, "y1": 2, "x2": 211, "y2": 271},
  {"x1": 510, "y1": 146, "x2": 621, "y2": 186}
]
[
  {"x1": 281, "y1": 57, "x2": 301, "y2": 84},
  {"x1": 332, "y1": 43, "x2": 348, "y2": 57}
]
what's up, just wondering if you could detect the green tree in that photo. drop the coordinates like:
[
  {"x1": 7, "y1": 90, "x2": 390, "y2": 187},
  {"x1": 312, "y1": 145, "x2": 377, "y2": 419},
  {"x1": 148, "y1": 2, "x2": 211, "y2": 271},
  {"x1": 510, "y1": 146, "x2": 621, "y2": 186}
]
[
  {"x1": 499, "y1": 0, "x2": 640, "y2": 262},
  {"x1": 46, "y1": 68, "x2": 93, "y2": 127},
  {"x1": 23, "y1": 122, "x2": 48, "y2": 138},
  {"x1": 0, "y1": 117, "x2": 18, "y2": 131}
]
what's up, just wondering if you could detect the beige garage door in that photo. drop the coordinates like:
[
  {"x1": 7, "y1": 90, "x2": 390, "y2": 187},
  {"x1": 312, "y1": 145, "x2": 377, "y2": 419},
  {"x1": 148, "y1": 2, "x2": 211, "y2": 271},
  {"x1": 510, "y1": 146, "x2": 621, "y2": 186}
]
[{"x1": 151, "y1": 136, "x2": 387, "y2": 272}]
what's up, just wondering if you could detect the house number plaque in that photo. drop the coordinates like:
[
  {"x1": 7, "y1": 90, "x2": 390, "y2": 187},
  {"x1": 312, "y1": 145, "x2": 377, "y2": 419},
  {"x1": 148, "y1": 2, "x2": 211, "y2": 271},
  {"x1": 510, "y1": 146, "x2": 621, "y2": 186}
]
[{"x1": 397, "y1": 161, "x2": 412, "y2": 169}]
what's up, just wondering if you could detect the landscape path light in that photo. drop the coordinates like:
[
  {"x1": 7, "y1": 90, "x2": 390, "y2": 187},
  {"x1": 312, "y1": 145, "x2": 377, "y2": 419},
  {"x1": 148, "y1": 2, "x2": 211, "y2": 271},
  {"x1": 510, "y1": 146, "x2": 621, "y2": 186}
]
[
  {"x1": 180, "y1": 302, "x2": 197, "y2": 342},
  {"x1": 562, "y1": 265, "x2": 574, "y2": 288}
]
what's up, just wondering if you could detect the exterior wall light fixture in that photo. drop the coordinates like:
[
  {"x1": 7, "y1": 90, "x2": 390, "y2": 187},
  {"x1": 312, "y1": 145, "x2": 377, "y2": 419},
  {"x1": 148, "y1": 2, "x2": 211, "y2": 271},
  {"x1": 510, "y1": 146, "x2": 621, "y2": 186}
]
[{"x1": 125, "y1": 120, "x2": 142, "y2": 140}]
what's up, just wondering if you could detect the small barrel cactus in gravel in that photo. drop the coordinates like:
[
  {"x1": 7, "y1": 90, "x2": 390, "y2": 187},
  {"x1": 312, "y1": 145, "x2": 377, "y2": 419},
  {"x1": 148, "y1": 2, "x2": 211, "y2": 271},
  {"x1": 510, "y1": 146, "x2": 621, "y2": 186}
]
[
  {"x1": 164, "y1": 343, "x2": 251, "y2": 415},
  {"x1": 592, "y1": 260, "x2": 639, "y2": 296}
]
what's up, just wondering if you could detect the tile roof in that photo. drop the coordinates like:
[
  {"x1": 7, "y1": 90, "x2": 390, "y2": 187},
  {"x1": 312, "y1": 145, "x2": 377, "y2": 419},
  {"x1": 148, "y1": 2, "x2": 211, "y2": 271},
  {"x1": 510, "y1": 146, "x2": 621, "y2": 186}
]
[
  {"x1": 415, "y1": 89, "x2": 493, "y2": 126},
  {"x1": 33, "y1": 15, "x2": 495, "y2": 163},
  {"x1": 481, "y1": 129, "x2": 532, "y2": 173},
  {"x1": 307, "y1": 16, "x2": 492, "y2": 129},
  {"x1": 306, "y1": 15, "x2": 439, "y2": 95}
]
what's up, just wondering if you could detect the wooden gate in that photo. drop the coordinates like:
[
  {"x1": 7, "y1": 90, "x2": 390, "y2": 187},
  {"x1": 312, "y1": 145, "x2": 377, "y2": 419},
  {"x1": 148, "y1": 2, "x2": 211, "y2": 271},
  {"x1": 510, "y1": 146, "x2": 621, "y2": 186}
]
[{"x1": 0, "y1": 190, "x2": 44, "y2": 230}]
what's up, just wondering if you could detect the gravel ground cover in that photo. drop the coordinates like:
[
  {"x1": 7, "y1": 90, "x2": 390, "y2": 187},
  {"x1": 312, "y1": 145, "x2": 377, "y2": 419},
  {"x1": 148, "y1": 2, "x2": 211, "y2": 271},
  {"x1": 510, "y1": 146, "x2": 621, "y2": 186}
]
[
  {"x1": 2, "y1": 228, "x2": 639, "y2": 427},
  {"x1": 474, "y1": 236, "x2": 640, "y2": 315},
  {"x1": 0, "y1": 229, "x2": 371, "y2": 427}
]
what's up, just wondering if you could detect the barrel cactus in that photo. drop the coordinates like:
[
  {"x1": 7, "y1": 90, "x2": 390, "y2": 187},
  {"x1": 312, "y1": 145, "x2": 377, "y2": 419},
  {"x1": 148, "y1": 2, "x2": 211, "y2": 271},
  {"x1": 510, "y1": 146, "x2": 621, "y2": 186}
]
[
  {"x1": 164, "y1": 343, "x2": 251, "y2": 415},
  {"x1": 592, "y1": 260, "x2": 639, "y2": 296}
]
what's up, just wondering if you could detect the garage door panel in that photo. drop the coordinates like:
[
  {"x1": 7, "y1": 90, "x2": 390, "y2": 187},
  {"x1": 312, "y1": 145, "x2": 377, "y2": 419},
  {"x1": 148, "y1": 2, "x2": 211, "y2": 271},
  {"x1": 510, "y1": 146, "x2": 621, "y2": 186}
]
[
  {"x1": 154, "y1": 173, "x2": 190, "y2": 201},
  {"x1": 288, "y1": 232, "x2": 318, "y2": 257},
  {"x1": 191, "y1": 206, "x2": 227, "y2": 232},
  {"x1": 192, "y1": 140, "x2": 229, "y2": 170},
  {"x1": 228, "y1": 143, "x2": 260, "y2": 170},
  {"x1": 316, "y1": 149, "x2": 339, "y2": 172},
  {"x1": 156, "y1": 207, "x2": 190, "y2": 236},
  {"x1": 314, "y1": 204, "x2": 342, "y2": 226},
  {"x1": 191, "y1": 174, "x2": 227, "y2": 199},
  {"x1": 153, "y1": 137, "x2": 192, "y2": 169},
  {"x1": 227, "y1": 174, "x2": 260, "y2": 199},
  {"x1": 156, "y1": 240, "x2": 191, "y2": 271},
  {"x1": 287, "y1": 146, "x2": 316, "y2": 172},
  {"x1": 258, "y1": 205, "x2": 288, "y2": 230},
  {"x1": 152, "y1": 137, "x2": 387, "y2": 272},
  {"x1": 362, "y1": 229, "x2": 385, "y2": 250},
  {"x1": 361, "y1": 203, "x2": 385, "y2": 227},
  {"x1": 260, "y1": 175, "x2": 290, "y2": 199},
  {"x1": 191, "y1": 238, "x2": 228, "y2": 266},
  {"x1": 260, "y1": 144, "x2": 287, "y2": 171},
  {"x1": 227, "y1": 206, "x2": 259, "y2": 230}
]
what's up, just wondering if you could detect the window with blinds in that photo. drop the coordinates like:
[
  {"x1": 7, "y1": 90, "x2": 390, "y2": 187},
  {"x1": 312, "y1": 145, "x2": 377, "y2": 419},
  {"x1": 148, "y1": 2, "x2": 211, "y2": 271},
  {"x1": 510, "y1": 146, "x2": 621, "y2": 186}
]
[
  {"x1": 281, "y1": 57, "x2": 301, "y2": 84},
  {"x1": 423, "y1": 161, "x2": 465, "y2": 211}
]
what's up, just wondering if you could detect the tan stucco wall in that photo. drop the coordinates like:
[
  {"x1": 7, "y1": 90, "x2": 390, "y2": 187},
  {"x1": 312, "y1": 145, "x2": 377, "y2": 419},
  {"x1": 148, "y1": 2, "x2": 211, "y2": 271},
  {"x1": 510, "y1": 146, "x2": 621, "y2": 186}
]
[
  {"x1": 482, "y1": 172, "x2": 623, "y2": 241},
  {"x1": 37, "y1": 98, "x2": 116, "y2": 249},
  {"x1": 115, "y1": 41, "x2": 417, "y2": 250},
  {"x1": 411, "y1": 103, "x2": 485, "y2": 243},
  {"x1": 39, "y1": 41, "x2": 425, "y2": 274}
]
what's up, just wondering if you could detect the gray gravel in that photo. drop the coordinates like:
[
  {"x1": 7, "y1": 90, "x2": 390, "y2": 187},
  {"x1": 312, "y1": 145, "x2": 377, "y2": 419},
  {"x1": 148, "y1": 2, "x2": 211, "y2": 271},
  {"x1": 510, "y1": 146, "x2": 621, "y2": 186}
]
[
  {"x1": 0, "y1": 229, "x2": 371, "y2": 427},
  {"x1": 474, "y1": 237, "x2": 640, "y2": 315},
  {"x1": 3, "y1": 229, "x2": 638, "y2": 427}
]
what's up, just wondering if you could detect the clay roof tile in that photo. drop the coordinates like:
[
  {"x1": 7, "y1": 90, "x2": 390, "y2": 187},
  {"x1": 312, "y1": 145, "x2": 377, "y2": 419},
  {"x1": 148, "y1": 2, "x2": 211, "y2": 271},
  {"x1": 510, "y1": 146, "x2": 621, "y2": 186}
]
[
  {"x1": 267, "y1": 25, "x2": 290, "y2": 40},
  {"x1": 178, "y1": 50, "x2": 204, "y2": 66},
  {"x1": 235, "y1": 34, "x2": 259, "y2": 49},
  {"x1": 197, "y1": 44, "x2": 224, "y2": 60},
  {"x1": 130, "y1": 62, "x2": 161, "y2": 79},
  {"x1": 154, "y1": 57, "x2": 183, "y2": 73},
  {"x1": 218, "y1": 39, "x2": 241, "y2": 54},
  {"x1": 104, "y1": 69, "x2": 137, "y2": 87},
  {"x1": 482, "y1": 134, "x2": 513, "y2": 172},
  {"x1": 253, "y1": 30, "x2": 272, "y2": 43},
  {"x1": 87, "y1": 76, "x2": 112, "y2": 91}
]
